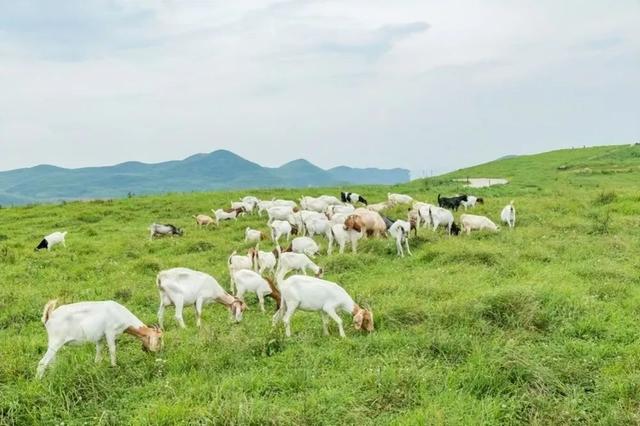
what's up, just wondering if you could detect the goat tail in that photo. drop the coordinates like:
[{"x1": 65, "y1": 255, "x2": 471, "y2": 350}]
[
  {"x1": 228, "y1": 250, "x2": 237, "y2": 265},
  {"x1": 41, "y1": 299, "x2": 58, "y2": 324}
]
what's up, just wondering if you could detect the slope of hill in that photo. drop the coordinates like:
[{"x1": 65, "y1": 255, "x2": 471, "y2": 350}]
[
  {"x1": 0, "y1": 150, "x2": 410, "y2": 205},
  {"x1": 1, "y1": 144, "x2": 640, "y2": 424}
]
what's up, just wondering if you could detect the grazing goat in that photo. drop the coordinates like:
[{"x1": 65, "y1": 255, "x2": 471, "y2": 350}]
[
  {"x1": 267, "y1": 206, "x2": 297, "y2": 225},
  {"x1": 228, "y1": 250, "x2": 254, "y2": 293},
  {"x1": 306, "y1": 217, "x2": 332, "y2": 239},
  {"x1": 245, "y1": 227, "x2": 266, "y2": 243},
  {"x1": 257, "y1": 200, "x2": 276, "y2": 216},
  {"x1": 501, "y1": 201, "x2": 516, "y2": 228},
  {"x1": 318, "y1": 195, "x2": 343, "y2": 206},
  {"x1": 157, "y1": 268, "x2": 247, "y2": 328},
  {"x1": 35, "y1": 231, "x2": 67, "y2": 251},
  {"x1": 427, "y1": 206, "x2": 456, "y2": 234},
  {"x1": 461, "y1": 195, "x2": 484, "y2": 210},
  {"x1": 275, "y1": 252, "x2": 323, "y2": 280},
  {"x1": 193, "y1": 214, "x2": 215, "y2": 228},
  {"x1": 270, "y1": 220, "x2": 298, "y2": 243},
  {"x1": 460, "y1": 214, "x2": 499, "y2": 234},
  {"x1": 272, "y1": 199, "x2": 297, "y2": 208},
  {"x1": 272, "y1": 275, "x2": 374, "y2": 337},
  {"x1": 340, "y1": 192, "x2": 368, "y2": 205},
  {"x1": 286, "y1": 237, "x2": 320, "y2": 258},
  {"x1": 233, "y1": 270, "x2": 281, "y2": 312},
  {"x1": 387, "y1": 193, "x2": 414, "y2": 206},
  {"x1": 388, "y1": 220, "x2": 412, "y2": 257},
  {"x1": 325, "y1": 204, "x2": 355, "y2": 218},
  {"x1": 300, "y1": 196, "x2": 329, "y2": 213},
  {"x1": 344, "y1": 209, "x2": 387, "y2": 238},
  {"x1": 37, "y1": 300, "x2": 163, "y2": 378},
  {"x1": 251, "y1": 244, "x2": 277, "y2": 274},
  {"x1": 437, "y1": 194, "x2": 468, "y2": 211},
  {"x1": 367, "y1": 202, "x2": 389, "y2": 212},
  {"x1": 327, "y1": 223, "x2": 363, "y2": 254},
  {"x1": 149, "y1": 224, "x2": 183, "y2": 240},
  {"x1": 212, "y1": 207, "x2": 245, "y2": 225},
  {"x1": 241, "y1": 196, "x2": 260, "y2": 213}
]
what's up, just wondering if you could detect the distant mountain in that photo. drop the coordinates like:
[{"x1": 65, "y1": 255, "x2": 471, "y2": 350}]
[{"x1": 0, "y1": 150, "x2": 409, "y2": 205}]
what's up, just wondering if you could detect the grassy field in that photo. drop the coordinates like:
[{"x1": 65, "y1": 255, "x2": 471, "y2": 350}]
[{"x1": 2, "y1": 144, "x2": 640, "y2": 425}]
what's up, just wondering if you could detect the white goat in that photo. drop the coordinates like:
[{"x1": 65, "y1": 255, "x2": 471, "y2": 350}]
[
  {"x1": 35, "y1": 231, "x2": 68, "y2": 251},
  {"x1": 272, "y1": 275, "x2": 374, "y2": 337},
  {"x1": 460, "y1": 214, "x2": 499, "y2": 234},
  {"x1": 327, "y1": 223, "x2": 363, "y2": 255},
  {"x1": 157, "y1": 268, "x2": 247, "y2": 329},
  {"x1": 501, "y1": 200, "x2": 516, "y2": 228},
  {"x1": 270, "y1": 220, "x2": 296, "y2": 243},
  {"x1": 193, "y1": 214, "x2": 216, "y2": 228},
  {"x1": 388, "y1": 220, "x2": 412, "y2": 257},
  {"x1": 212, "y1": 207, "x2": 244, "y2": 225},
  {"x1": 287, "y1": 237, "x2": 320, "y2": 258},
  {"x1": 300, "y1": 196, "x2": 329, "y2": 213},
  {"x1": 272, "y1": 199, "x2": 297, "y2": 208},
  {"x1": 252, "y1": 245, "x2": 277, "y2": 274},
  {"x1": 318, "y1": 195, "x2": 343, "y2": 206},
  {"x1": 245, "y1": 227, "x2": 265, "y2": 243},
  {"x1": 257, "y1": 200, "x2": 276, "y2": 217},
  {"x1": 306, "y1": 217, "x2": 332, "y2": 238},
  {"x1": 326, "y1": 204, "x2": 355, "y2": 218},
  {"x1": 387, "y1": 192, "x2": 414, "y2": 206},
  {"x1": 37, "y1": 300, "x2": 163, "y2": 378},
  {"x1": 267, "y1": 206, "x2": 296, "y2": 224},
  {"x1": 275, "y1": 252, "x2": 323, "y2": 280},
  {"x1": 228, "y1": 250, "x2": 254, "y2": 293},
  {"x1": 461, "y1": 195, "x2": 484, "y2": 210},
  {"x1": 233, "y1": 270, "x2": 280, "y2": 312},
  {"x1": 427, "y1": 206, "x2": 455, "y2": 234},
  {"x1": 367, "y1": 202, "x2": 389, "y2": 213}
]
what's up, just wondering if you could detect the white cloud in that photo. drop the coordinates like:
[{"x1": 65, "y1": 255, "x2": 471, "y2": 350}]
[{"x1": 0, "y1": 0, "x2": 638, "y2": 174}]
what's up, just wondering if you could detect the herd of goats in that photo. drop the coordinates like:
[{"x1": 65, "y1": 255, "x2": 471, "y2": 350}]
[{"x1": 33, "y1": 191, "x2": 516, "y2": 378}]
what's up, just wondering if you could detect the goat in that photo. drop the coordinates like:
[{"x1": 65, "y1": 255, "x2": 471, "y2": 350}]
[
  {"x1": 388, "y1": 220, "x2": 412, "y2": 257},
  {"x1": 193, "y1": 214, "x2": 215, "y2": 228},
  {"x1": 157, "y1": 268, "x2": 247, "y2": 328},
  {"x1": 318, "y1": 195, "x2": 343, "y2": 206},
  {"x1": 367, "y1": 202, "x2": 389, "y2": 212},
  {"x1": 461, "y1": 195, "x2": 484, "y2": 210},
  {"x1": 212, "y1": 207, "x2": 245, "y2": 225},
  {"x1": 233, "y1": 270, "x2": 281, "y2": 312},
  {"x1": 251, "y1": 244, "x2": 278, "y2": 274},
  {"x1": 460, "y1": 214, "x2": 499, "y2": 234},
  {"x1": 270, "y1": 220, "x2": 298, "y2": 243},
  {"x1": 267, "y1": 206, "x2": 297, "y2": 225},
  {"x1": 340, "y1": 192, "x2": 368, "y2": 205},
  {"x1": 300, "y1": 196, "x2": 329, "y2": 213},
  {"x1": 306, "y1": 216, "x2": 332, "y2": 239},
  {"x1": 327, "y1": 223, "x2": 363, "y2": 255},
  {"x1": 37, "y1": 300, "x2": 162, "y2": 378},
  {"x1": 228, "y1": 250, "x2": 254, "y2": 293},
  {"x1": 257, "y1": 200, "x2": 276, "y2": 217},
  {"x1": 286, "y1": 237, "x2": 320, "y2": 258},
  {"x1": 427, "y1": 206, "x2": 456, "y2": 234},
  {"x1": 272, "y1": 275, "x2": 374, "y2": 337},
  {"x1": 275, "y1": 252, "x2": 323, "y2": 281},
  {"x1": 437, "y1": 194, "x2": 468, "y2": 211},
  {"x1": 149, "y1": 224, "x2": 183, "y2": 240},
  {"x1": 35, "y1": 231, "x2": 67, "y2": 251},
  {"x1": 245, "y1": 227, "x2": 266, "y2": 243},
  {"x1": 387, "y1": 193, "x2": 414, "y2": 206},
  {"x1": 344, "y1": 209, "x2": 387, "y2": 238},
  {"x1": 500, "y1": 200, "x2": 516, "y2": 228},
  {"x1": 325, "y1": 204, "x2": 355, "y2": 218}
]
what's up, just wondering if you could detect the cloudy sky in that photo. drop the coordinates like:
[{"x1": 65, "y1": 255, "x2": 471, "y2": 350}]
[{"x1": 1, "y1": 1, "x2": 638, "y2": 175}]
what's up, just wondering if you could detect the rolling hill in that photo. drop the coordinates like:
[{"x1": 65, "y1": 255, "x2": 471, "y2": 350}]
[
  {"x1": 0, "y1": 150, "x2": 410, "y2": 205},
  {"x1": 2, "y1": 144, "x2": 640, "y2": 424}
]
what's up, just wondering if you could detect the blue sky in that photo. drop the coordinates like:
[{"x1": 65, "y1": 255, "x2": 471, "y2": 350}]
[{"x1": 1, "y1": 1, "x2": 638, "y2": 175}]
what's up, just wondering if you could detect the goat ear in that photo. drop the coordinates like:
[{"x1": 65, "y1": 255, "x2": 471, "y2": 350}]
[{"x1": 353, "y1": 310, "x2": 364, "y2": 330}]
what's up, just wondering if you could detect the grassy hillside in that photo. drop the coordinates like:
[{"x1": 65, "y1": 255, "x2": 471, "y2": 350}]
[{"x1": 1, "y1": 144, "x2": 640, "y2": 425}]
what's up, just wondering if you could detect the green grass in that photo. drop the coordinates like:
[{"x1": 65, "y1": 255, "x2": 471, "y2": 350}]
[{"x1": 2, "y1": 144, "x2": 640, "y2": 425}]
